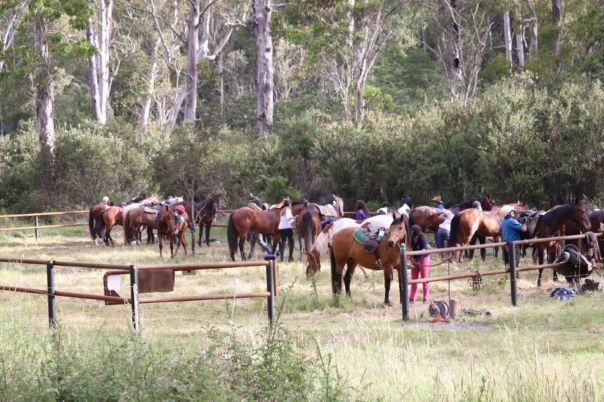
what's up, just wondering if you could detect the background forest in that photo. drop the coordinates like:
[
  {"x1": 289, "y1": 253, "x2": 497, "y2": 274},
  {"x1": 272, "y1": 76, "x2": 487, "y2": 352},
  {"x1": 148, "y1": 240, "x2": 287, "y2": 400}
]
[{"x1": 0, "y1": 0, "x2": 603, "y2": 211}]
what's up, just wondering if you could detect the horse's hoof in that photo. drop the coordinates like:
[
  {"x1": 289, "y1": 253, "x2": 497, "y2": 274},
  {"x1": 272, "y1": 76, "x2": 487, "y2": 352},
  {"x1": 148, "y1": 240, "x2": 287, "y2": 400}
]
[{"x1": 384, "y1": 301, "x2": 392, "y2": 307}]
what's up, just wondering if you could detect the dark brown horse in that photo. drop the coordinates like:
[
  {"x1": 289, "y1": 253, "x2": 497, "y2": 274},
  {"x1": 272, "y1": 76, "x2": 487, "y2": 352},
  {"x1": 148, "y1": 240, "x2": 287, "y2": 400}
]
[
  {"x1": 101, "y1": 206, "x2": 123, "y2": 246},
  {"x1": 535, "y1": 202, "x2": 591, "y2": 287},
  {"x1": 125, "y1": 206, "x2": 161, "y2": 245},
  {"x1": 329, "y1": 213, "x2": 409, "y2": 306},
  {"x1": 296, "y1": 195, "x2": 345, "y2": 260},
  {"x1": 88, "y1": 203, "x2": 110, "y2": 245},
  {"x1": 449, "y1": 194, "x2": 496, "y2": 214},
  {"x1": 180, "y1": 193, "x2": 221, "y2": 247}
]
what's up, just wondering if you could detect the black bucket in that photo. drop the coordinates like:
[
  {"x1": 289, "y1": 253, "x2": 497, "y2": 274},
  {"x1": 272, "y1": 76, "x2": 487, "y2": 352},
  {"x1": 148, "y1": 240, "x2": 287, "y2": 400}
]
[{"x1": 428, "y1": 300, "x2": 449, "y2": 318}]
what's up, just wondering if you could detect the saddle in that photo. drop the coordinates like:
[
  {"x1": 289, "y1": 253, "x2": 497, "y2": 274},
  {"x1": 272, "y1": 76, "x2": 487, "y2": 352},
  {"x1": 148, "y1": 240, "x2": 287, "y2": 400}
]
[
  {"x1": 143, "y1": 205, "x2": 160, "y2": 214},
  {"x1": 554, "y1": 244, "x2": 593, "y2": 280},
  {"x1": 353, "y1": 227, "x2": 386, "y2": 254}
]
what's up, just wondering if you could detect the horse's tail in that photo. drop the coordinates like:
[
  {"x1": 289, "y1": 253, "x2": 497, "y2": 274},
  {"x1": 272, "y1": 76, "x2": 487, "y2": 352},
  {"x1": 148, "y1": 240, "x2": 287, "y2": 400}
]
[
  {"x1": 227, "y1": 215, "x2": 238, "y2": 261},
  {"x1": 303, "y1": 211, "x2": 313, "y2": 255},
  {"x1": 124, "y1": 210, "x2": 133, "y2": 245},
  {"x1": 88, "y1": 208, "x2": 95, "y2": 239},
  {"x1": 449, "y1": 214, "x2": 460, "y2": 247}
]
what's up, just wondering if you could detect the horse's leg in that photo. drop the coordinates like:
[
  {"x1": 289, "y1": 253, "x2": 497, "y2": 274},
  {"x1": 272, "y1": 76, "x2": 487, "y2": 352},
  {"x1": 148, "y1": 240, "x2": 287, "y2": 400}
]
[
  {"x1": 181, "y1": 231, "x2": 187, "y2": 256},
  {"x1": 537, "y1": 244, "x2": 545, "y2": 287},
  {"x1": 548, "y1": 244, "x2": 559, "y2": 282},
  {"x1": 247, "y1": 232, "x2": 256, "y2": 259},
  {"x1": 383, "y1": 264, "x2": 393, "y2": 306},
  {"x1": 205, "y1": 224, "x2": 211, "y2": 246},
  {"x1": 329, "y1": 247, "x2": 343, "y2": 295},
  {"x1": 239, "y1": 236, "x2": 246, "y2": 261},
  {"x1": 198, "y1": 224, "x2": 203, "y2": 247},
  {"x1": 287, "y1": 229, "x2": 295, "y2": 263},
  {"x1": 467, "y1": 235, "x2": 477, "y2": 260},
  {"x1": 169, "y1": 235, "x2": 175, "y2": 258},
  {"x1": 479, "y1": 236, "x2": 486, "y2": 261},
  {"x1": 158, "y1": 235, "x2": 163, "y2": 258},
  {"x1": 343, "y1": 261, "x2": 357, "y2": 297}
]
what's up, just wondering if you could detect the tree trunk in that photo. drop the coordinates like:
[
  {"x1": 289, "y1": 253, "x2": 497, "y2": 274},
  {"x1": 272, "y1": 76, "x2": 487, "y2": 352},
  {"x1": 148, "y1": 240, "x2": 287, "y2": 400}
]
[
  {"x1": 86, "y1": 17, "x2": 102, "y2": 120},
  {"x1": 98, "y1": 0, "x2": 113, "y2": 124},
  {"x1": 139, "y1": 37, "x2": 160, "y2": 131},
  {"x1": 552, "y1": 0, "x2": 563, "y2": 66},
  {"x1": 218, "y1": 52, "x2": 224, "y2": 120},
  {"x1": 254, "y1": 0, "x2": 274, "y2": 134},
  {"x1": 514, "y1": 6, "x2": 525, "y2": 68},
  {"x1": 528, "y1": 10, "x2": 538, "y2": 63},
  {"x1": 503, "y1": 10, "x2": 513, "y2": 68},
  {"x1": 184, "y1": 0, "x2": 200, "y2": 123},
  {"x1": 34, "y1": 12, "x2": 55, "y2": 174}
]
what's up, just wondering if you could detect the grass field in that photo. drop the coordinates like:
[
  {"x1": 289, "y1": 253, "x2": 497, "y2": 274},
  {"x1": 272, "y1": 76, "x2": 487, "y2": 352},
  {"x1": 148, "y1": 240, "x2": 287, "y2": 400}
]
[{"x1": 1, "y1": 225, "x2": 603, "y2": 401}]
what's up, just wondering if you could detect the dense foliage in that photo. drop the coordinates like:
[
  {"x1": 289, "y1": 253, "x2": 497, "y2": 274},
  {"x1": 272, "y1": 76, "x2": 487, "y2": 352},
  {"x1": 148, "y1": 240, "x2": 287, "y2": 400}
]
[{"x1": 0, "y1": 0, "x2": 603, "y2": 211}]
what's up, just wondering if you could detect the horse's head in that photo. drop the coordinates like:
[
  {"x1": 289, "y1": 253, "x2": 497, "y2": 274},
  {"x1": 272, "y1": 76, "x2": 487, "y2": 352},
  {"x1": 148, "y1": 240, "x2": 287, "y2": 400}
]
[
  {"x1": 332, "y1": 194, "x2": 344, "y2": 216},
  {"x1": 305, "y1": 250, "x2": 321, "y2": 278},
  {"x1": 572, "y1": 200, "x2": 591, "y2": 231},
  {"x1": 386, "y1": 213, "x2": 407, "y2": 248},
  {"x1": 481, "y1": 194, "x2": 495, "y2": 211}
]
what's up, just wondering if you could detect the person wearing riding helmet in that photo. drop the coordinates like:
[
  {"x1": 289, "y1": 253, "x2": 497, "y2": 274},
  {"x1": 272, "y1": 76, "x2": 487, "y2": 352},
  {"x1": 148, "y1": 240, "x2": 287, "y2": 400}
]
[
  {"x1": 410, "y1": 224, "x2": 431, "y2": 303},
  {"x1": 501, "y1": 205, "x2": 526, "y2": 267},
  {"x1": 101, "y1": 196, "x2": 110, "y2": 205}
]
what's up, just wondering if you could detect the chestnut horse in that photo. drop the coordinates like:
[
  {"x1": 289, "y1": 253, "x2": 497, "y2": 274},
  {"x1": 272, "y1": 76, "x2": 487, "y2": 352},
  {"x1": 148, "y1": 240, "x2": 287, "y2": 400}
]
[
  {"x1": 296, "y1": 195, "x2": 345, "y2": 260},
  {"x1": 156, "y1": 205, "x2": 176, "y2": 257},
  {"x1": 306, "y1": 214, "x2": 394, "y2": 277},
  {"x1": 535, "y1": 202, "x2": 591, "y2": 287},
  {"x1": 329, "y1": 213, "x2": 409, "y2": 305},
  {"x1": 449, "y1": 203, "x2": 527, "y2": 261},
  {"x1": 408, "y1": 206, "x2": 445, "y2": 233},
  {"x1": 227, "y1": 205, "x2": 287, "y2": 261},
  {"x1": 101, "y1": 206, "x2": 123, "y2": 246}
]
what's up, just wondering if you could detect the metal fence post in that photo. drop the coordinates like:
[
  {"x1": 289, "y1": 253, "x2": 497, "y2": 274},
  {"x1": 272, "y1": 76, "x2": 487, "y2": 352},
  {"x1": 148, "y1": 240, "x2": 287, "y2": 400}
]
[
  {"x1": 265, "y1": 254, "x2": 276, "y2": 325},
  {"x1": 35, "y1": 215, "x2": 40, "y2": 240},
  {"x1": 129, "y1": 265, "x2": 140, "y2": 332},
  {"x1": 190, "y1": 202, "x2": 196, "y2": 255},
  {"x1": 400, "y1": 244, "x2": 409, "y2": 321},
  {"x1": 46, "y1": 261, "x2": 56, "y2": 327},
  {"x1": 508, "y1": 241, "x2": 518, "y2": 307}
]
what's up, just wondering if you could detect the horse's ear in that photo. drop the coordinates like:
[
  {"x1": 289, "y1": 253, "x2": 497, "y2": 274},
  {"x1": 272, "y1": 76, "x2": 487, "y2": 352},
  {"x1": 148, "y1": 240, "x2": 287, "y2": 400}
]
[{"x1": 393, "y1": 210, "x2": 401, "y2": 221}]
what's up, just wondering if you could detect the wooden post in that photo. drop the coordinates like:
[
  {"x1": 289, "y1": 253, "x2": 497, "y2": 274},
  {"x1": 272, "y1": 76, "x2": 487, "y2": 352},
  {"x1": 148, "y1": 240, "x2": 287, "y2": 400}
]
[
  {"x1": 265, "y1": 255, "x2": 276, "y2": 324},
  {"x1": 35, "y1": 215, "x2": 40, "y2": 240},
  {"x1": 508, "y1": 241, "x2": 518, "y2": 306},
  {"x1": 400, "y1": 244, "x2": 409, "y2": 321},
  {"x1": 449, "y1": 299, "x2": 458, "y2": 320}
]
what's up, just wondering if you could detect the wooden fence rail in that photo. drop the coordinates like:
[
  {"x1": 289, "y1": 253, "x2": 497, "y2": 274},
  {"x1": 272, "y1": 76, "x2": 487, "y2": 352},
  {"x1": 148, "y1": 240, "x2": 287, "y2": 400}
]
[
  {"x1": 0, "y1": 257, "x2": 277, "y2": 331},
  {"x1": 398, "y1": 232, "x2": 601, "y2": 321}
]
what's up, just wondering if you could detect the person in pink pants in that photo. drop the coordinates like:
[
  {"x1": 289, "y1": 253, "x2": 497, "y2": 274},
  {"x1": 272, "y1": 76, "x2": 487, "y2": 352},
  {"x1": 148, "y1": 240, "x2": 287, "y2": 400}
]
[{"x1": 409, "y1": 224, "x2": 430, "y2": 303}]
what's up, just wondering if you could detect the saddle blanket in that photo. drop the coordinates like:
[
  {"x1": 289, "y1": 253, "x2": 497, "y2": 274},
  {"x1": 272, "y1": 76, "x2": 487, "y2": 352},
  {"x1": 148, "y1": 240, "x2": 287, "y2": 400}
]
[{"x1": 143, "y1": 206, "x2": 159, "y2": 214}]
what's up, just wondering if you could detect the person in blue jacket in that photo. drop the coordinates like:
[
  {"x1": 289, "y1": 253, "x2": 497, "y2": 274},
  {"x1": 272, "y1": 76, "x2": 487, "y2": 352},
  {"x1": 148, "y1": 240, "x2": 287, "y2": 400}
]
[{"x1": 501, "y1": 205, "x2": 527, "y2": 266}]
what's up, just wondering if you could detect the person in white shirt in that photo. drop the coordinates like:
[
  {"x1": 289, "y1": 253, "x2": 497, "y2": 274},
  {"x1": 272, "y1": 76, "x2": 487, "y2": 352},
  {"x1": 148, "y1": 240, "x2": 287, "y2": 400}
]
[
  {"x1": 278, "y1": 199, "x2": 295, "y2": 262},
  {"x1": 435, "y1": 209, "x2": 454, "y2": 248}
]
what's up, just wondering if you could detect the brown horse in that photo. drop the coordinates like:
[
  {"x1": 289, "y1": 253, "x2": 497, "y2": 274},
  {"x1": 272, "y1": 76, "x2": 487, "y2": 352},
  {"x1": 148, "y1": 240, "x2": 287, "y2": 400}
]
[
  {"x1": 156, "y1": 205, "x2": 177, "y2": 258},
  {"x1": 329, "y1": 213, "x2": 409, "y2": 306},
  {"x1": 408, "y1": 206, "x2": 445, "y2": 233},
  {"x1": 101, "y1": 206, "x2": 123, "y2": 246},
  {"x1": 181, "y1": 193, "x2": 221, "y2": 247},
  {"x1": 535, "y1": 202, "x2": 591, "y2": 287},
  {"x1": 227, "y1": 206, "x2": 284, "y2": 261},
  {"x1": 88, "y1": 203, "x2": 110, "y2": 245},
  {"x1": 450, "y1": 203, "x2": 527, "y2": 261},
  {"x1": 296, "y1": 195, "x2": 345, "y2": 260}
]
